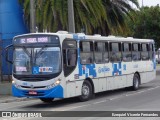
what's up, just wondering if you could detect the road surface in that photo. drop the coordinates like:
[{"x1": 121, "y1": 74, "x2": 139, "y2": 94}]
[{"x1": 1, "y1": 68, "x2": 160, "y2": 120}]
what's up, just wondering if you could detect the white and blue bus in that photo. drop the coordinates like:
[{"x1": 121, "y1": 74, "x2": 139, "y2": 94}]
[{"x1": 6, "y1": 31, "x2": 156, "y2": 102}]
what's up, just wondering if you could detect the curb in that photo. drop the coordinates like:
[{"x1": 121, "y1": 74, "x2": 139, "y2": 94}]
[{"x1": 0, "y1": 96, "x2": 36, "y2": 103}]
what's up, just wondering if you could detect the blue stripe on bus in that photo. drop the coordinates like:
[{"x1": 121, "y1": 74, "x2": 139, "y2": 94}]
[
  {"x1": 73, "y1": 34, "x2": 85, "y2": 40},
  {"x1": 78, "y1": 62, "x2": 97, "y2": 78},
  {"x1": 153, "y1": 59, "x2": 156, "y2": 70},
  {"x1": 112, "y1": 62, "x2": 122, "y2": 76},
  {"x1": 12, "y1": 85, "x2": 63, "y2": 98}
]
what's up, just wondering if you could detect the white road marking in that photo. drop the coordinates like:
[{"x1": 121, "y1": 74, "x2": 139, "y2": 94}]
[
  {"x1": 126, "y1": 86, "x2": 160, "y2": 96},
  {"x1": 0, "y1": 100, "x2": 38, "y2": 111},
  {"x1": 109, "y1": 96, "x2": 122, "y2": 101},
  {"x1": 55, "y1": 104, "x2": 92, "y2": 111},
  {"x1": 93, "y1": 100, "x2": 106, "y2": 104}
]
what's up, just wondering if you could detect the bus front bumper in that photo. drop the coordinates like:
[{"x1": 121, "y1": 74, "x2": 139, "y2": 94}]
[{"x1": 12, "y1": 85, "x2": 64, "y2": 98}]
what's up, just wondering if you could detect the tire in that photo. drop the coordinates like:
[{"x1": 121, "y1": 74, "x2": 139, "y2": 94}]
[
  {"x1": 79, "y1": 80, "x2": 93, "y2": 102},
  {"x1": 132, "y1": 73, "x2": 140, "y2": 90},
  {"x1": 40, "y1": 98, "x2": 54, "y2": 103}
]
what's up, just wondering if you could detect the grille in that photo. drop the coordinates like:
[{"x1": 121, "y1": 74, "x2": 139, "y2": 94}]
[{"x1": 21, "y1": 86, "x2": 46, "y2": 89}]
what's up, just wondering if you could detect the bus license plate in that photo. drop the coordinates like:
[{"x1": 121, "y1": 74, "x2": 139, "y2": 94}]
[{"x1": 29, "y1": 91, "x2": 37, "y2": 95}]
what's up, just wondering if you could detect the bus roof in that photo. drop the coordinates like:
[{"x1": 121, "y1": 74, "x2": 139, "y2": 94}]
[{"x1": 14, "y1": 32, "x2": 154, "y2": 43}]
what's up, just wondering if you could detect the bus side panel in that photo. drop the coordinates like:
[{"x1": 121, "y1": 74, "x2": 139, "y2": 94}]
[
  {"x1": 96, "y1": 63, "x2": 106, "y2": 92},
  {"x1": 106, "y1": 77, "x2": 114, "y2": 90},
  {"x1": 108, "y1": 76, "x2": 127, "y2": 90},
  {"x1": 113, "y1": 76, "x2": 121, "y2": 89},
  {"x1": 75, "y1": 80, "x2": 83, "y2": 96},
  {"x1": 92, "y1": 78, "x2": 99, "y2": 93},
  {"x1": 142, "y1": 71, "x2": 156, "y2": 84},
  {"x1": 98, "y1": 78, "x2": 106, "y2": 92},
  {"x1": 126, "y1": 74, "x2": 134, "y2": 87},
  {"x1": 151, "y1": 70, "x2": 156, "y2": 81},
  {"x1": 121, "y1": 76, "x2": 127, "y2": 88},
  {"x1": 146, "y1": 61, "x2": 153, "y2": 71},
  {"x1": 66, "y1": 82, "x2": 76, "y2": 98},
  {"x1": 64, "y1": 63, "x2": 82, "y2": 98},
  {"x1": 145, "y1": 60, "x2": 156, "y2": 83},
  {"x1": 140, "y1": 61, "x2": 146, "y2": 72},
  {"x1": 139, "y1": 72, "x2": 147, "y2": 84}
]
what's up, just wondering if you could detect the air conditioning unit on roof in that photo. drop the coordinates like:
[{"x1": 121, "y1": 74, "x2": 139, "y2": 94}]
[
  {"x1": 56, "y1": 31, "x2": 68, "y2": 34},
  {"x1": 94, "y1": 34, "x2": 101, "y2": 37}
]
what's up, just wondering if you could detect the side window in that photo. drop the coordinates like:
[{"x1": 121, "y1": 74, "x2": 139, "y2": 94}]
[
  {"x1": 149, "y1": 43, "x2": 154, "y2": 60},
  {"x1": 132, "y1": 43, "x2": 141, "y2": 61},
  {"x1": 80, "y1": 41, "x2": 94, "y2": 64},
  {"x1": 141, "y1": 44, "x2": 149, "y2": 60},
  {"x1": 62, "y1": 39, "x2": 77, "y2": 77},
  {"x1": 122, "y1": 43, "x2": 132, "y2": 62},
  {"x1": 110, "y1": 42, "x2": 122, "y2": 62},
  {"x1": 104, "y1": 42, "x2": 109, "y2": 63},
  {"x1": 94, "y1": 42, "x2": 109, "y2": 63},
  {"x1": 67, "y1": 49, "x2": 77, "y2": 66},
  {"x1": 94, "y1": 42, "x2": 103, "y2": 63}
]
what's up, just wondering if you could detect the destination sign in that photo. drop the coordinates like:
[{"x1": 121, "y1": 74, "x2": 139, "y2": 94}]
[
  {"x1": 20, "y1": 37, "x2": 48, "y2": 44},
  {"x1": 13, "y1": 35, "x2": 59, "y2": 45}
]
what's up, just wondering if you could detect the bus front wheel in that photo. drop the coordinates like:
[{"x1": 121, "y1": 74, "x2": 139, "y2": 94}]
[
  {"x1": 40, "y1": 98, "x2": 54, "y2": 103},
  {"x1": 79, "y1": 80, "x2": 93, "y2": 102},
  {"x1": 132, "y1": 73, "x2": 140, "y2": 90}
]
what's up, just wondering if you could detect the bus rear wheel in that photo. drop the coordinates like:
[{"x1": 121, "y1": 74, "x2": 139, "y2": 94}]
[
  {"x1": 40, "y1": 98, "x2": 54, "y2": 103},
  {"x1": 79, "y1": 80, "x2": 93, "y2": 102},
  {"x1": 132, "y1": 73, "x2": 140, "y2": 90}
]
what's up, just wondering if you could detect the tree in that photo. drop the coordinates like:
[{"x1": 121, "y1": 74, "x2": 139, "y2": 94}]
[
  {"x1": 19, "y1": 0, "x2": 139, "y2": 35},
  {"x1": 125, "y1": 5, "x2": 160, "y2": 49},
  {"x1": 95, "y1": 0, "x2": 139, "y2": 35}
]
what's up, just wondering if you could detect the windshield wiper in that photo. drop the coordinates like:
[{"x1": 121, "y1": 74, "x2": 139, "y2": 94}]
[
  {"x1": 22, "y1": 46, "x2": 31, "y2": 57},
  {"x1": 35, "y1": 45, "x2": 48, "y2": 58},
  {"x1": 33, "y1": 45, "x2": 48, "y2": 66}
]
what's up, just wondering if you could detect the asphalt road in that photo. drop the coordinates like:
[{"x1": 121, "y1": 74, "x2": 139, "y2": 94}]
[{"x1": 1, "y1": 67, "x2": 160, "y2": 120}]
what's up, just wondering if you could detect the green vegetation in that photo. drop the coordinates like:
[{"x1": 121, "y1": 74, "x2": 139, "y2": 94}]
[
  {"x1": 124, "y1": 5, "x2": 160, "y2": 49},
  {"x1": 19, "y1": 1, "x2": 160, "y2": 48},
  {"x1": 19, "y1": 0, "x2": 139, "y2": 35}
]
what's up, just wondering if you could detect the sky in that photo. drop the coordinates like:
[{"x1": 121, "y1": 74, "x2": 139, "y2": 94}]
[{"x1": 138, "y1": 0, "x2": 160, "y2": 7}]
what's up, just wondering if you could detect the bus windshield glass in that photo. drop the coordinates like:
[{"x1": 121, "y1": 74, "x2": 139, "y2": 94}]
[{"x1": 13, "y1": 47, "x2": 61, "y2": 75}]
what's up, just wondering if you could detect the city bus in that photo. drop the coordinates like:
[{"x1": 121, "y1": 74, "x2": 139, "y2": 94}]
[{"x1": 6, "y1": 31, "x2": 156, "y2": 102}]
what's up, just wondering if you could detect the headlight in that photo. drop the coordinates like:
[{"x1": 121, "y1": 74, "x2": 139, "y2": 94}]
[
  {"x1": 12, "y1": 80, "x2": 15, "y2": 84},
  {"x1": 12, "y1": 80, "x2": 20, "y2": 88},
  {"x1": 55, "y1": 80, "x2": 60, "y2": 85},
  {"x1": 47, "y1": 79, "x2": 61, "y2": 89}
]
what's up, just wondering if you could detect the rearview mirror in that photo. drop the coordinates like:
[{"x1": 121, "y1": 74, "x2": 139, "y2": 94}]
[{"x1": 5, "y1": 44, "x2": 13, "y2": 64}]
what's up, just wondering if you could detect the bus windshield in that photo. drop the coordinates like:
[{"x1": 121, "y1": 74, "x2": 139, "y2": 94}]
[{"x1": 13, "y1": 47, "x2": 61, "y2": 75}]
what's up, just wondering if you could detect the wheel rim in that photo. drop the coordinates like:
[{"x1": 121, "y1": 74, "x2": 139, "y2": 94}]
[{"x1": 82, "y1": 84, "x2": 90, "y2": 96}]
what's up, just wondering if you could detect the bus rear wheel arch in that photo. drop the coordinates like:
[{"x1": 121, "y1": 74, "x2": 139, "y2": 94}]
[{"x1": 79, "y1": 80, "x2": 93, "y2": 102}]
